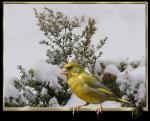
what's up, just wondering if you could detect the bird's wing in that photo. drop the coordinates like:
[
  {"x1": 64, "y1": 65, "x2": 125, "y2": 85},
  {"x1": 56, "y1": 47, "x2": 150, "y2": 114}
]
[{"x1": 79, "y1": 72, "x2": 113, "y2": 96}]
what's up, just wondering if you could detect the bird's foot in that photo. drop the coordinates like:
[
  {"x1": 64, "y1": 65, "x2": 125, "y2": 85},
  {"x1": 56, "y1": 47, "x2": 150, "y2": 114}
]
[
  {"x1": 71, "y1": 102, "x2": 89, "y2": 116},
  {"x1": 95, "y1": 104, "x2": 102, "y2": 119},
  {"x1": 71, "y1": 105, "x2": 81, "y2": 116}
]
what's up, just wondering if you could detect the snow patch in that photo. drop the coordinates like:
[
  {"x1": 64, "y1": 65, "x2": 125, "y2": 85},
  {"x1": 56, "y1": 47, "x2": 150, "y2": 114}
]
[
  {"x1": 41, "y1": 87, "x2": 48, "y2": 95},
  {"x1": 65, "y1": 95, "x2": 121, "y2": 108},
  {"x1": 32, "y1": 60, "x2": 60, "y2": 83},
  {"x1": 49, "y1": 97, "x2": 60, "y2": 107},
  {"x1": 64, "y1": 94, "x2": 85, "y2": 107},
  {"x1": 104, "y1": 64, "x2": 120, "y2": 75},
  {"x1": 4, "y1": 78, "x2": 20, "y2": 98},
  {"x1": 102, "y1": 101, "x2": 121, "y2": 108},
  {"x1": 116, "y1": 66, "x2": 145, "y2": 106}
]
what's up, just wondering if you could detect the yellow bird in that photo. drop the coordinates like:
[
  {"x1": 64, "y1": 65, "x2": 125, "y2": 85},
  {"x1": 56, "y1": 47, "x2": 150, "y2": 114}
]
[{"x1": 60, "y1": 62, "x2": 130, "y2": 115}]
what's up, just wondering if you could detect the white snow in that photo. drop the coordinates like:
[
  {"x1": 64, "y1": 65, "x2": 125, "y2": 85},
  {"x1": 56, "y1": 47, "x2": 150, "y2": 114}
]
[
  {"x1": 4, "y1": 58, "x2": 146, "y2": 107},
  {"x1": 3, "y1": 4, "x2": 146, "y2": 107},
  {"x1": 130, "y1": 56, "x2": 145, "y2": 67},
  {"x1": 139, "y1": 57, "x2": 145, "y2": 67},
  {"x1": 116, "y1": 66, "x2": 145, "y2": 106},
  {"x1": 94, "y1": 60, "x2": 102, "y2": 77},
  {"x1": 65, "y1": 94, "x2": 121, "y2": 108},
  {"x1": 32, "y1": 60, "x2": 66, "y2": 94},
  {"x1": 122, "y1": 95, "x2": 128, "y2": 100},
  {"x1": 4, "y1": 82, "x2": 20, "y2": 98},
  {"x1": 137, "y1": 83, "x2": 145, "y2": 100},
  {"x1": 100, "y1": 58, "x2": 119, "y2": 66},
  {"x1": 4, "y1": 78, "x2": 20, "y2": 98},
  {"x1": 32, "y1": 60, "x2": 60, "y2": 83},
  {"x1": 64, "y1": 94, "x2": 85, "y2": 107},
  {"x1": 49, "y1": 97, "x2": 60, "y2": 107},
  {"x1": 23, "y1": 89, "x2": 36, "y2": 101},
  {"x1": 25, "y1": 86, "x2": 38, "y2": 95},
  {"x1": 104, "y1": 64, "x2": 120, "y2": 75},
  {"x1": 41, "y1": 87, "x2": 48, "y2": 95},
  {"x1": 4, "y1": 4, "x2": 145, "y2": 87},
  {"x1": 127, "y1": 66, "x2": 145, "y2": 83},
  {"x1": 20, "y1": 89, "x2": 24, "y2": 95},
  {"x1": 102, "y1": 101, "x2": 121, "y2": 107}
]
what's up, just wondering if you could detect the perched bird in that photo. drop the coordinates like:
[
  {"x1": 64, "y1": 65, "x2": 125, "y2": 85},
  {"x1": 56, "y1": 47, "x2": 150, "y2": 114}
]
[{"x1": 60, "y1": 62, "x2": 130, "y2": 116}]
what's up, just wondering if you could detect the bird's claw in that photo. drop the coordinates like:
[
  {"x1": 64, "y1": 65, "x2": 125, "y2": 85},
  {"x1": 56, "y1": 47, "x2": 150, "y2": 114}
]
[
  {"x1": 71, "y1": 103, "x2": 89, "y2": 117},
  {"x1": 72, "y1": 106, "x2": 81, "y2": 116},
  {"x1": 95, "y1": 105, "x2": 102, "y2": 119}
]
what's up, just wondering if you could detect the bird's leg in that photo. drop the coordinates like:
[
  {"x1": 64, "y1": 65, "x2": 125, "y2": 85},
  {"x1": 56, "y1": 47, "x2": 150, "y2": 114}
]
[
  {"x1": 72, "y1": 106, "x2": 75, "y2": 116},
  {"x1": 72, "y1": 102, "x2": 89, "y2": 116},
  {"x1": 77, "y1": 102, "x2": 89, "y2": 112},
  {"x1": 95, "y1": 104, "x2": 103, "y2": 119}
]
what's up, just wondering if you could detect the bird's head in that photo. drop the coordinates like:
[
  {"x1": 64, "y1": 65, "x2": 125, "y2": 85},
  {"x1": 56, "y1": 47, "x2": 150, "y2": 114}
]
[{"x1": 60, "y1": 62, "x2": 83, "y2": 79}]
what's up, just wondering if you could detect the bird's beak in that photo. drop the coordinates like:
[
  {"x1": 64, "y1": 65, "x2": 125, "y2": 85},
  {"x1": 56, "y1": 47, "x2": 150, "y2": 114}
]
[{"x1": 60, "y1": 68, "x2": 68, "y2": 75}]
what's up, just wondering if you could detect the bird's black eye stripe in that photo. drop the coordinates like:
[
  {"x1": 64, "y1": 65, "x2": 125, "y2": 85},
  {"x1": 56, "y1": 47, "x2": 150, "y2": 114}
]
[{"x1": 67, "y1": 66, "x2": 72, "y2": 70}]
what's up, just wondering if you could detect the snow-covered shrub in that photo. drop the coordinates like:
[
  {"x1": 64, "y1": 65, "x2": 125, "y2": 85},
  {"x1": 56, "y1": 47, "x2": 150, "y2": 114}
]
[
  {"x1": 5, "y1": 7, "x2": 146, "y2": 108},
  {"x1": 34, "y1": 8, "x2": 108, "y2": 78},
  {"x1": 5, "y1": 62, "x2": 71, "y2": 107},
  {"x1": 49, "y1": 97, "x2": 59, "y2": 107},
  {"x1": 5, "y1": 8, "x2": 108, "y2": 107},
  {"x1": 116, "y1": 66, "x2": 146, "y2": 107},
  {"x1": 95, "y1": 58, "x2": 146, "y2": 107},
  {"x1": 101, "y1": 64, "x2": 122, "y2": 97},
  {"x1": 72, "y1": 18, "x2": 108, "y2": 77},
  {"x1": 130, "y1": 56, "x2": 145, "y2": 68},
  {"x1": 34, "y1": 7, "x2": 85, "y2": 65},
  {"x1": 102, "y1": 64, "x2": 120, "y2": 83},
  {"x1": 117, "y1": 59, "x2": 129, "y2": 72},
  {"x1": 104, "y1": 64, "x2": 120, "y2": 76}
]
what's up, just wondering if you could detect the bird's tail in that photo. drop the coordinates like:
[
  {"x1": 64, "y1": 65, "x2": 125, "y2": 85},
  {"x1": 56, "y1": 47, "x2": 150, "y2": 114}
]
[{"x1": 117, "y1": 98, "x2": 130, "y2": 105}]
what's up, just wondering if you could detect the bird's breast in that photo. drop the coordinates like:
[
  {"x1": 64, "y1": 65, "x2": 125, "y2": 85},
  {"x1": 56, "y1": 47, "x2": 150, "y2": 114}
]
[{"x1": 68, "y1": 78, "x2": 104, "y2": 104}]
